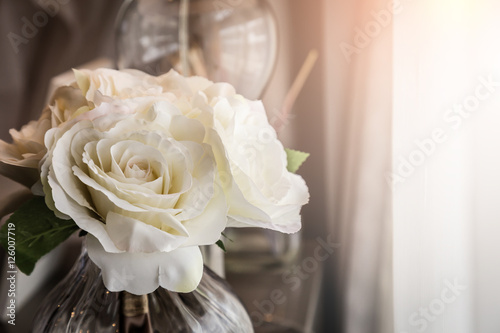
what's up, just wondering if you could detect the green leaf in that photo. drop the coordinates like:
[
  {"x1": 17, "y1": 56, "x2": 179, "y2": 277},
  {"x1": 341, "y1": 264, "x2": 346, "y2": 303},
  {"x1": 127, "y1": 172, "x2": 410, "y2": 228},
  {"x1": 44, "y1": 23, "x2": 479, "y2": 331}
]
[
  {"x1": 285, "y1": 148, "x2": 310, "y2": 173},
  {"x1": 215, "y1": 240, "x2": 226, "y2": 252},
  {"x1": 0, "y1": 196, "x2": 80, "y2": 275}
]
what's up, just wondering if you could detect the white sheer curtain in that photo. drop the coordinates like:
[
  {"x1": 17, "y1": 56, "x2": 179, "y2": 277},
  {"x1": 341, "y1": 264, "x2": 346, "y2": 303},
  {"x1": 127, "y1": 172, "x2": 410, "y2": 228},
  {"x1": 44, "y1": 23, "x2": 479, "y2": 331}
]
[
  {"x1": 318, "y1": 0, "x2": 500, "y2": 331},
  {"x1": 320, "y1": 0, "x2": 393, "y2": 332},
  {"x1": 393, "y1": 1, "x2": 500, "y2": 332}
]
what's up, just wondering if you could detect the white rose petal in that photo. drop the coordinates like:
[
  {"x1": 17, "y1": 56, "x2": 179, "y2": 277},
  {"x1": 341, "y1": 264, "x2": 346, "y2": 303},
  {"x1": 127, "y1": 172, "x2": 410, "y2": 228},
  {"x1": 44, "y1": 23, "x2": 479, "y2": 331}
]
[
  {"x1": 105, "y1": 211, "x2": 187, "y2": 252},
  {"x1": 87, "y1": 235, "x2": 203, "y2": 294}
]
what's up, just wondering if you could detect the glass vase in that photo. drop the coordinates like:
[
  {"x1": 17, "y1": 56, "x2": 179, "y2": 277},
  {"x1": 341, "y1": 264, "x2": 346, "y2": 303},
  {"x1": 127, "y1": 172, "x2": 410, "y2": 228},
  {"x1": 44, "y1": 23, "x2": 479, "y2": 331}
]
[{"x1": 32, "y1": 244, "x2": 254, "y2": 333}]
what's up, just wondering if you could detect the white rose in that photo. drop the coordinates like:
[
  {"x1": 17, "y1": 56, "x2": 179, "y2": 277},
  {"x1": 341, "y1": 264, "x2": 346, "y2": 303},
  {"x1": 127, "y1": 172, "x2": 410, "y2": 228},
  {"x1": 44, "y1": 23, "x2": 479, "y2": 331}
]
[
  {"x1": 41, "y1": 100, "x2": 227, "y2": 294},
  {"x1": 0, "y1": 108, "x2": 50, "y2": 187},
  {"x1": 0, "y1": 85, "x2": 87, "y2": 188},
  {"x1": 209, "y1": 96, "x2": 309, "y2": 233},
  {"x1": 156, "y1": 73, "x2": 309, "y2": 233}
]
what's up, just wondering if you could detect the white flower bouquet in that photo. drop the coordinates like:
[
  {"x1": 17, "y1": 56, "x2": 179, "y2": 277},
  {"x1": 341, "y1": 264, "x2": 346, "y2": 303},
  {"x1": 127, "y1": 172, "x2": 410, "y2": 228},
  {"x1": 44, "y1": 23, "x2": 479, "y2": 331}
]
[{"x1": 0, "y1": 68, "x2": 309, "y2": 295}]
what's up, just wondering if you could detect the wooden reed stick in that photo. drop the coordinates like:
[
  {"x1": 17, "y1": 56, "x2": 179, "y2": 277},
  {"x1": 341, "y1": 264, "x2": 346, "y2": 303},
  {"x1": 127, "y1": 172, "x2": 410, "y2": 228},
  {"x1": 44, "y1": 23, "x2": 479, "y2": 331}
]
[{"x1": 276, "y1": 49, "x2": 319, "y2": 133}]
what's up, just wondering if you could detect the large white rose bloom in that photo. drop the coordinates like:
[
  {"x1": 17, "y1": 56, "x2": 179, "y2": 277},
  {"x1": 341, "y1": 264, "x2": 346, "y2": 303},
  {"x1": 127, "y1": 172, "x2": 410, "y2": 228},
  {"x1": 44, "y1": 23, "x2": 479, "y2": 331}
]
[{"x1": 41, "y1": 99, "x2": 227, "y2": 294}]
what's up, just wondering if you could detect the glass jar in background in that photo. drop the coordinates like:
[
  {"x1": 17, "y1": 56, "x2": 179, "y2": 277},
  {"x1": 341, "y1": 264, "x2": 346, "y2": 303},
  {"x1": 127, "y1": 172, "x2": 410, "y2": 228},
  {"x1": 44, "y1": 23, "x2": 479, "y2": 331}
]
[
  {"x1": 223, "y1": 228, "x2": 301, "y2": 273},
  {"x1": 115, "y1": 0, "x2": 277, "y2": 100}
]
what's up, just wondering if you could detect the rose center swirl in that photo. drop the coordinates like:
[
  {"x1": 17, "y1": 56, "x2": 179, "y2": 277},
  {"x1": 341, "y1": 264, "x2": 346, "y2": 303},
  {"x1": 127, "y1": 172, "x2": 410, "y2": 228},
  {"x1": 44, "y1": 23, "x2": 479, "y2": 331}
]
[{"x1": 124, "y1": 157, "x2": 154, "y2": 181}]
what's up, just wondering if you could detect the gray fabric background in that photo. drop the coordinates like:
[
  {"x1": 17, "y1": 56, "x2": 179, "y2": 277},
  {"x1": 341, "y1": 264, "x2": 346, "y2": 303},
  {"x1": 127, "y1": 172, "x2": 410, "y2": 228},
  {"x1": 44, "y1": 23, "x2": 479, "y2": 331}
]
[{"x1": 0, "y1": 0, "x2": 123, "y2": 141}]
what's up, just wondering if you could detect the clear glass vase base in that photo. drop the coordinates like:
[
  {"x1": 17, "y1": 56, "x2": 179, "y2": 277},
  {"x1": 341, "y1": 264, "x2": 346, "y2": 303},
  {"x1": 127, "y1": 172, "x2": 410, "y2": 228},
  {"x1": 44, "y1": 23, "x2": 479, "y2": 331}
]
[{"x1": 32, "y1": 247, "x2": 254, "y2": 333}]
